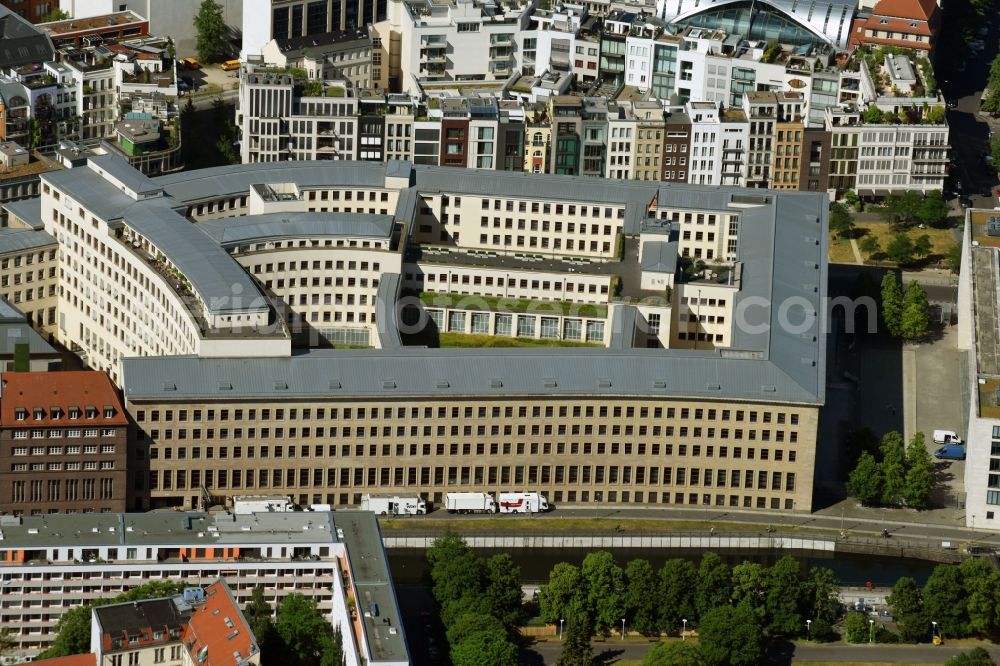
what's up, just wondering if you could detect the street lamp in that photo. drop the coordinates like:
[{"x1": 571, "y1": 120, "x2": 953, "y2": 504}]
[
  {"x1": 682, "y1": 619, "x2": 687, "y2": 640},
  {"x1": 869, "y1": 619, "x2": 875, "y2": 644},
  {"x1": 806, "y1": 619, "x2": 812, "y2": 638},
  {"x1": 932, "y1": 620, "x2": 938, "y2": 642},
  {"x1": 621, "y1": 618, "x2": 626, "y2": 641},
  {"x1": 559, "y1": 618, "x2": 564, "y2": 640}
]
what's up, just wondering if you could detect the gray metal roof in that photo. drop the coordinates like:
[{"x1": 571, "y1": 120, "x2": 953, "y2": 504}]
[
  {"x1": 0, "y1": 319, "x2": 57, "y2": 357},
  {"x1": 154, "y1": 162, "x2": 388, "y2": 203},
  {"x1": 640, "y1": 240, "x2": 678, "y2": 274},
  {"x1": 0, "y1": 297, "x2": 22, "y2": 322},
  {"x1": 197, "y1": 212, "x2": 394, "y2": 247},
  {"x1": 123, "y1": 345, "x2": 822, "y2": 405},
  {"x1": 0, "y1": 511, "x2": 341, "y2": 548},
  {"x1": 122, "y1": 200, "x2": 267, "y2": 315},
  {"x1": 88, "y1": 153, "x2": 163, "y2": 196},
  {"x1": 0, "y1": 227, "x2": 55, "y2": 255},
  {"x1": 374, "y1": 273, "x2": 403, "y2": 349},
  {"x1": 337, "y1": 512, "x2": 409, "y2": 663},
  {"x1": 2, "y1": 197, "x2": 45, "y2": 230},
  {"x1": 0, "y1": 6, "x2": 55, "y2": 68}
]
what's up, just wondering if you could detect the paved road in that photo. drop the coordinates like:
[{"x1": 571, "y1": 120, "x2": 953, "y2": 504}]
[
  {"x1": 520, "y1": 639, "x2": 1000, "y2": 665},
  {"x1": 404, "y1": 504, "x2": 986, "y2": 548},
  {"x1": 189, "y1": 88, "x2": 238, "y2": 110}
]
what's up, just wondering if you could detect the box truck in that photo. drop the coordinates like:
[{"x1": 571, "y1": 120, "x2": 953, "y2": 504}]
[
  {"x1": 232, "y1": 495, "x2": 294, "y2": 514},
  {"x1": 498, "y1": 492, "x2": 550, "y2": 513},
  {"x1": 446, "y1": 492, "x2": 496, "y2": 514},
  {"x1": 361, "y1": 494, "x2": 426, "y2": 515}
]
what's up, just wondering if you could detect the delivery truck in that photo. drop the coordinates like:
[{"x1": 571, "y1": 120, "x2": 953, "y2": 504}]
[
  {"x1": 361, "y1": 494, "x2": 426, "y2": 515},
  {"x1": 232, "y1": 495, "x2": 294, "y2": 514},
  {"x1": 498, "y1": 491, "x2": 550, "y2": 513},
  {"x1": 446, "y1": 492, "x2": 497, "y2": 514},
  {"x1": 933, "y1": 444, "x2": 966, "y2": 461},
  {"x1": 933, "y1": 430, "x2": 963, "y2": 445}
]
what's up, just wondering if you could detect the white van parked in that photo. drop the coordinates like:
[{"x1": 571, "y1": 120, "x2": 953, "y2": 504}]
[{"x1": 933, "y1": 430, "x2": 963, "y2": 445}]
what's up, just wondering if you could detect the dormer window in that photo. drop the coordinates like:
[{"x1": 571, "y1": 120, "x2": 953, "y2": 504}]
[
  {"x1": 51, "y1": 407, "x2": 62, "y2": 420},
  {"x1": 103, "y1": 406, "x2": 115, "y2": 419},
  {"x1": 33, "y1": 408, "x2": 44, "y2": 421},
  {"x1": 85, "y1": 406, "x2": 97, "y2": 420},
  {"x1": 14, "y1": 408, "x2": 27, "y2": 421},
  {"x1": 68, "y1": 407, "x2": 80, "y2": 420}
]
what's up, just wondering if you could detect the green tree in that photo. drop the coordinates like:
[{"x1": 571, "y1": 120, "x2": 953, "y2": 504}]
[
  {"x1": 887, "y1": 577, "x2": 927, "y2": 643},
  {"x1": 805, "y1": 567, "x2": 841, "y2": 626},
  {"x1": 830, "y1": 202, "x2": 855, "y2": 238},
  {"x1": 925, "y1": 105, "x2": 946, "y2": 124},
  {"x1": 730, "y1": 562, "x2": 767, "y2": 617},
  {"x1": 193, "y1": 0, "x2": 229, "y2": 64},
  {"x1": 581, "y1": 551, "x2": 624, "y2": 632},
  {"x1": 960, "y1": 558, "x2": 1000, "y2": 634},
  {"x1": 41, "y1": 8, "x2": 71, "y2": 21},
  {"x1": 765, "y1": 556, "x2": 804, "y2": 636},
  {"x1": 946, "y1": 648, "x2": 997, "y2": 666},
  {"x1": 539, "y1": 562, "x2": 584, "y2": 625},
  {"x1": 558, "y1": 601, "x2": 594, "y2": 666},
  {"x1": 695, "y1": 553, "x2": 732, "y2": 620},
  {"x1": 276, "y1": 593, "x2": 343, "y2": 666},
  {"x1": 427, "y1": 534, "x2": 483, "y2": 612},
  {"x1": 863, "y1": 105, "x2": 885, "y2": 123},
  {"x1": 844, "y1": 190, "x2": 862, "y2": 212},
  {"x1": 0, "y1": 627, "x2": 16, "y2": 658},
  {"x1": 847, "y1": 451, "x2": 882, "y2": 505},
  {"x1": 843, "y1": 611, "x2": 870, "y2": 643},
  {"x1": 923, "y1": 564, "x2": 970, "y2": 638},
  {"x1": 881, "y1": 431, "x2": 907, "y2": 505},
  {"x1": 991, "y1": 137, "x2": 1000, "y2": 169},
  {"x1": 918, "y1": 191, "x2": 950, "y2": 227},
  {"x1": 880, "y1": 191, "x2": 923, "y2": 227},
  {"x1": 484, "y1": 553, "x2": 522, "y2": 628},
  {"x1": 860, "y1": 235, "x2": 882, "y2": 261},
  {"x1": 642, "y1": 640, "x2": 704, "y2": 666},
  {"x1": 881, "y1": 272, "x2": 903, "y2": 336},
  {"x1": 697, "y1": 601, "x2": 765, "y2": 666},
  {"x1": 446, "y1": 613, "x2": 506, "y2": 647},
  {"x1": 901, "y1": 280, "x2": 930, "y2": 340},
  {"x1": 449, "y1": 628, "x2": 518, "y2": 666},
  {"x1": 243, "y1": 585, "x2": 282, "y2": 665},
  {"x1": 886, "y1": 232, "x2": 916, "y2": 265},
  {"x1": 903, "y1": 432, "x2": 934, "y2": 508},
  {"x1": 624, "y1": 559, "x2": 660, "y2": 635},
  {"x1": 659, "y1": 559, "x2": 698, "y2": 633},
  {"x1": 913, "y1": 234, "x2": 933, "y2": 258},
  {"x1": 946, "y1": 243, "x2": 962, "y2": 273}
]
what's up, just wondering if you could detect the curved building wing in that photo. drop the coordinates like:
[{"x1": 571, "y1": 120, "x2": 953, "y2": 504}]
[{"x1": 656, "y1": 0, "x2": 856, "y2": 49}]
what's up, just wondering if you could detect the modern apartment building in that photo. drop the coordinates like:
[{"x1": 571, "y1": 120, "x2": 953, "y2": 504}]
[
  {"x1": 0, "y1": 510, "x2": 408, "y2": 665},
  {"x1": 958, "y1": 211, "x2": 1000, "y2": 532},
  {"x1": 0, "y1": 370, "x2": 128, "y2": 515},
  {"x1": 243, "y1": 0, "x2": 385, "y2": 57}
]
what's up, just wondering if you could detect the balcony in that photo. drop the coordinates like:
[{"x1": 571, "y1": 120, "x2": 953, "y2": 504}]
[{"x1": 490, "y1": 34, "x2": 513, "y2": 46}]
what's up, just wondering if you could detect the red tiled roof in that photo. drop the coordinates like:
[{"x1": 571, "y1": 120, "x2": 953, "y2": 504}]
[
  {"x1": 0, "y1": 371, "x2": 127, "y2": 427},
  {"x1": 183, "y1": 581, "x2": 258, "y2": 666},
  {"x1": 18, "y1": 655, "x2": 97, "y2": 666},
  {"x1": 870, "y1": 0, "x2": 937, "y2": 21},
  {"x1": 861, "y1": 15, "x2": 933, "y2": 35}
]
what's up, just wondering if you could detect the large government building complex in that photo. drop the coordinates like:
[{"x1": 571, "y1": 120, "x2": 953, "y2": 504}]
[{"x1": 1, "y1": 152, "x2": 828, "y2": 515}]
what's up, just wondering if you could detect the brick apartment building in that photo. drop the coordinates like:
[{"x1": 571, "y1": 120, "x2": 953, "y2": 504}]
[{"x1": 0, "y1": 371, "x2": 128, "y2": 514}]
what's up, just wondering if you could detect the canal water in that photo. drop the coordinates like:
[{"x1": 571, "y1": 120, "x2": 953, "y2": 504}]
[{"x1": 387, "y1": 547, "x2": 939, "y2": 587}]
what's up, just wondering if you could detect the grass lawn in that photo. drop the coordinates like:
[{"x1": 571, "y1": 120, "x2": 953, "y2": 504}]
[
  {"x1": 829, "y1": 233, "x2": 858, "y2": 264},
  {"x1": 418, "y1": 291, "x2": 608, "y2": 318},
  {"x1": 853, "y1": 221, "x2": 958, "y2": 266},
  {"x1": 437, "y1": 332, "x2": 599, "y2": 348}
]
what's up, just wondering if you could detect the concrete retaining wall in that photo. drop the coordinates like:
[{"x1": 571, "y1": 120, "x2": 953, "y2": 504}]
[{"x1": 383, "y1": 534, "x2": 837, "y2": 551}]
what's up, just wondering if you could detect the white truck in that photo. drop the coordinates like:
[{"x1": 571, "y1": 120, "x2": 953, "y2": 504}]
[
  {"x1": 446, "y1": 492, "x2": 497, "y2": 514},
  {"x1": 361, "y1": 494, "x2": 426, "y2": 516},
  {"x1": 232, "y1": 495, "x2": 294, "y2": 514},
  {"x1": 498, "y1": 492, "x2": 550, "y2": 514},
  {"x1": 933, "y1": 430, "x2": 963, "y2": 445}
]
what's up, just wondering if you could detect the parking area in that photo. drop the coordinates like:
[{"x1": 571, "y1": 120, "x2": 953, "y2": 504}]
[{"x1": 910, "y1": 323, "x2": 967, "y2": 510}]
